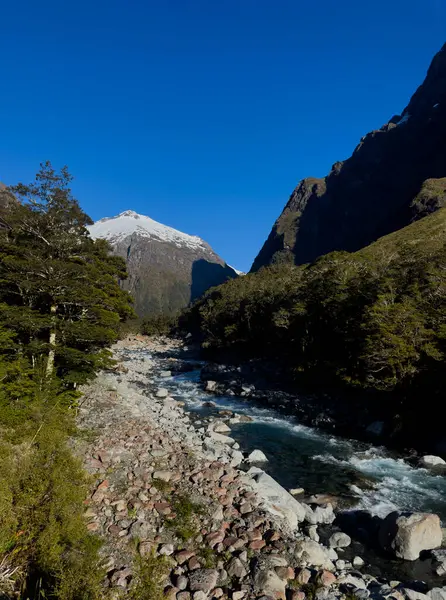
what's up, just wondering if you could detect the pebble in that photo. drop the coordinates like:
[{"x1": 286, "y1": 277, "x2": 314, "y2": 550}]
[
  {"x1": 175, "y1": 575, "x2": 188, "y2": 591},
  {"x1": 353, "y1": 556, "x2": 365, "y2": 568},
  {"x1": 153, "y1": 470, "x2": 173, "y2": 482},
  {"x1": 159, "y1": 543, "x2": 175, "y2": 556}
]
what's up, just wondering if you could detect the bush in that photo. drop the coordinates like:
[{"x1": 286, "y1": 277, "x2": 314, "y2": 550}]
[
  {"x1": 140, "y1": 314, "x2": 179, "y2": 337},
  {"x1": 129, "y1": 552, "x2": 170, "y2": 600},
  {"x1": 0, "y1": 400, "x2": 104, "y2": 599}
]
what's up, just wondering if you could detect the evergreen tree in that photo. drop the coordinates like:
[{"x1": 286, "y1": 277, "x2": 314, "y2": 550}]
[{"x1": 0, "y1": 161, "x2": 134, "y2": 385}]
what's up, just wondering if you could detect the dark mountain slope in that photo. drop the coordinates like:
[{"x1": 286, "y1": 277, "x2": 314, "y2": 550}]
[{"x1": 252, "y1": 43, "x2": 446, "y2": 271}]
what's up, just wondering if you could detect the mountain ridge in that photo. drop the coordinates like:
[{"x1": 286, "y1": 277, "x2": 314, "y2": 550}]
[{"x1": 251, "y1": 42, "x2": 446, "y2": 272}]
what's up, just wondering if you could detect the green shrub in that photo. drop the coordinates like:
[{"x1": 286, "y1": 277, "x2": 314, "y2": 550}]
[
  {"x1": 166, "y1": 494, "x2": 203, "y2": 542},
  {"x1": 140, "y1": 314, "x2": 179, "y2": 337},
  {"x1": 129, "y1": 552, "x2": 170, "y2": 600},
  {"x1": 0, "y1": 408, "x2": 104, "y2": 599}
]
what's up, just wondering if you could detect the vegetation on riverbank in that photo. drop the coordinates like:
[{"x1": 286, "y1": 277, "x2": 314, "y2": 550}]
[
  {"x1": 140, "y1": 313, "x2": 179, "y2": 337},
  {"x1": 180, "y1": 209, "x2": 446, "y2": 441},
  {"x1": 0, "y1": 163, "x2": 134, "y2": 598}
]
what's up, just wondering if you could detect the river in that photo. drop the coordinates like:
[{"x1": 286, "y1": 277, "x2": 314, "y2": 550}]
[
  {"x1": 149, "y1": 363, "x2": 446, "y2": 524},
  {"x1": 120, "y1": 344, "x2": 446, "y2": 585}
]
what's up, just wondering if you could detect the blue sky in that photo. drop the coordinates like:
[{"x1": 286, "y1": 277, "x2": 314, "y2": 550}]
[{"x1": 1, "y1": 1, "x2": 445, "y2": 272}]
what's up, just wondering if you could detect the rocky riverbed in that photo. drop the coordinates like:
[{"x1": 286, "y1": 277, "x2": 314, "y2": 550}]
[{"x1": 75, "y1": 336, "x2": 446, "y2": 600}]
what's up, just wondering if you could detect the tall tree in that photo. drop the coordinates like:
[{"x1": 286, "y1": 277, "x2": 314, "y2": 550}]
[{"x1": 0, "y1": 161, "x2": 134, "y2": 385}]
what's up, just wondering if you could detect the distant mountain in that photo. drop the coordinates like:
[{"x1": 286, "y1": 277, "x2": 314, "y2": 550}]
[
  {"x1": 252, "y1": 42, "x2": 446, "y2": 272},
  {"x1": 87, "y1": 210, "x2": 238, "y2": 316}
]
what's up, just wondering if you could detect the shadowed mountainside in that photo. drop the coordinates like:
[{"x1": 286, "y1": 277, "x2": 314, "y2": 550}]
[{"x1": 252, "y1": 43, "x2": 446, "y2": 271}]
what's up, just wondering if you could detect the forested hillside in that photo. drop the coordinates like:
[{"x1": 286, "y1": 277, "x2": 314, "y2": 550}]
[
  {"x1": 182, "y1": 208, "x2": 446, "y2": 446},
  {"x1": 0, "y1": 163, "x2": 134, "y2": 598}
]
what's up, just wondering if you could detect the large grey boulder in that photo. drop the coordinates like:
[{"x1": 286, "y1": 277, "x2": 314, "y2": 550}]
[
  {"x1": 379, "y1": 511, "x2": 442, "y2": 560},
  {"x1": 428, "y1": 588, "x2": 446, "y2": 600},
  {"x1": 253, "y1": 471, "x2": 306, "y2": 530},
  {"x1": 329, "y1": 532, "x2": 351, "y2": 548},
  {"x1": 294, "y1": 539, "x2": 335, "y2": 570},
  {"x1": 254, "y1": 570, "x2": 286, "y2": 600},
  {"x1": 246, "y1": 449, "x2": 269, "y2": 463},
  {"x1": 211, "y1": 422, "x2": 231, "y2": 434},
  {"x1": 205, "y1": 380, "x2": 218, "y2": 392},
  {"x1": 404, "y1": 590, "x2": 430, "y2": 600},
  {"x1": 209, "y1": 431, "x2": 236, "y2": 446},
  {"x1": 419, "y1": 456, "x2": 446, "y2": 470},
  {"x1": 432, "y1": 549, "x2": 446, "y2": 575},
  {"x1": 227, "y1": 558, "x2": 248, "y2": 579},
  {"x1": 230, "y1": 450, "x2": 244, "y2": 468}
]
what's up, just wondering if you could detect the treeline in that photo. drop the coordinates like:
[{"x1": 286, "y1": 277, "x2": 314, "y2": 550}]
[
  {"x1": 0, "y1": 163, "x2": 133, "y2": 598},
  {"x1": 181, "y1": 209, "x2": 446, "y2": 437}
]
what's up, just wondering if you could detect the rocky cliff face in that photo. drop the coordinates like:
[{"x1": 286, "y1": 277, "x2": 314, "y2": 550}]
[
  {"x1": 88, "y1": 210, "x2": 237, "y2": 316},
  {"x1": 252, "y1": 43, "x2": 446, "y2": 272}
]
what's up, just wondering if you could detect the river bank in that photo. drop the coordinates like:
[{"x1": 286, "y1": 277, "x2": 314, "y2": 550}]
[
  {"x1": 75, "y1": 335, "x2": 446, "y2": 599},
  {"x1": 193, "y1": 355, "x2": 445, "y2": 458}
]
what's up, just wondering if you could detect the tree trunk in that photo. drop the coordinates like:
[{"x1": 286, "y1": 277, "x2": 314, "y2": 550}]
[{"x1": 46, "y1": 304, "x2": 57, "y2": 377}]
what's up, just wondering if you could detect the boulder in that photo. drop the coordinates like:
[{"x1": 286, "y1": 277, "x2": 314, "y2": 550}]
[
  {"x1": 427, "y1": 589, "x2": 446, "y2": 600},
  {"x1": 246, "y1": 449, "x2": 269, "y2": 463},
  {"x1": 152, "y1": 470, "x2": 172, "y2": 482},
  {"x1": 255, "y1": 570, "x2": 286, "y2": 600},
  {"x1": 419, "y1": 456, "x2": 446, "y2": 470},
  {"x1": 432, "y1": 549, "x2": 446, "y2": 575},
  {"x1": 188, "y1": 569, "x2": 219, "y2": 593},
  {"x1": 337, "y1": 574, "x2": 368, "y2": 591},
  {"x1": 230, "y1": 450, "x2": 244, "y2": 468},
  {"x1": 294, "y1": 539, "x2": 335, "y2": 569},
  {"x1": 308, "y1": 525, "x2": 319, "y2": 542},
  {"x1": 212, "y1": 422, "x2": 231, "y2": 434},
  {"x1": 156, "y1": 388, "x2": 169, "y2": 398},
  {"x1": 209, "y1": 431, "x2": 236, "y2": 446},
  {"x1": 329, "y1": 532, "x2": 351, "y2": 548},
  {"x1": 316, "y1": 570, "x2": 337, "y2": 587},
  {"x1": 379, "y1": 512, "x2": 442, "y2": 560},
  {"x1": 253, "y1": 471, "x2": 306, "y2": 530},
  {"x1": 227, "y1": 558, "x2": 248, "y2": 579},
  {"x1": 404, "y1": 590, "x2": 430, "y2": 600},
  {"x1": 206, "y1": 380, "x2": 217, "y2": 392},
  {"x1": 295, "y1": 568, "x2": 311, "y2": 584}
]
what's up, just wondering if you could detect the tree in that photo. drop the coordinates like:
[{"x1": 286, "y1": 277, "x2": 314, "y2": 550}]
[{"x1": 0, "y1": 161, "x2": 134, "y2": 385}]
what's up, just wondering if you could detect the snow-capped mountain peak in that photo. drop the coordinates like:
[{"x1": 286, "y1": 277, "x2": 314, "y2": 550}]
[{"x1": 87, "y1": 210, "x2": 207, "y2": 251}]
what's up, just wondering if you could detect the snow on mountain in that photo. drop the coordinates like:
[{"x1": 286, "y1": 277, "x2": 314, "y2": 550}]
[
  {"x1": 228, "y1": 265, "x2": 245, "y2": 276},
  {"x1": 87, "y1": 210, "x2": 208, "y2": 251}
]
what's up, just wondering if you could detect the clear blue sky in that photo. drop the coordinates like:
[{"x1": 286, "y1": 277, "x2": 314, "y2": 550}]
[{"x1": 1, "y1": 1, "x2": 445, "y2": 271}]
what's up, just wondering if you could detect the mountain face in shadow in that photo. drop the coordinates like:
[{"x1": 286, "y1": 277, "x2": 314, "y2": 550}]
[
  {"x1": 252, "y1": 43, "x2": 446, "y2": 272},
  {"x1": 191, "y1": 259, "x2": 238, "y2": 303}
]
